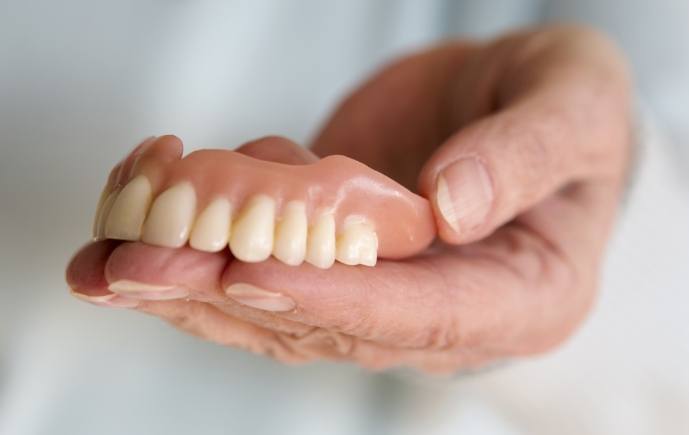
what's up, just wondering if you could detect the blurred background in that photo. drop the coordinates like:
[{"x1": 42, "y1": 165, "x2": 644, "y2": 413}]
[{"x1": 1, "y1": 1, "x2": 687, "y2": 434}]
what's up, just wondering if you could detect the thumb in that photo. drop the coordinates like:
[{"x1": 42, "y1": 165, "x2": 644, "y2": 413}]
[
  {"x1": 417, "y1": 27, "x2": 631, "y2": 245},
  {"x1": 418, "y1": 93, "x2": 627, "y2": 244}
]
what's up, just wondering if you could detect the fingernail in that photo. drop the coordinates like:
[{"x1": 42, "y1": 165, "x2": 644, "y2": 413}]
[
  {"x1": 224, "y1": 283, "x2": 295, "y2": 312},
  {"x1": 436, "y1": 157, "x2": 494, "y2": 234},
  {"x1": 69, "y1": 287, "x2": 140, "y2": 308},
  {"x1": 108, "y1": 279, "x2": 176, "y2": 293},
  {"x1": 105, "y1": 280, "x2": 191, "y2": 301}
]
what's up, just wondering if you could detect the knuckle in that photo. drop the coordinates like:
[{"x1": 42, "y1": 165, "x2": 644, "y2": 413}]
[
  {"x1": 520, "y1": 237, "x2": 598, "y2": 355},
  {"x1": 293, "y1": 328, "x2": 355, "y2": 357},
  {"x1": 261, "y1": 333, "x2": 314, "y2": 365},
  {"x1": 515, "y1": 109, "x2": 566, "y2": 173},
  {"x1": 415, "y1": 314, "x2": 461, "y2": 351},
  {"x1": 329, "y1": 308, "x2": 377, "y2": 339},
  {"x1": 172, "y1": 302, "x2": 211, "y2": 334}
]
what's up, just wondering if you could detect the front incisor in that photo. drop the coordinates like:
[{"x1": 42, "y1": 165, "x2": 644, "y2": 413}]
[
  {"x1": 305, "y1": 211, "x2": 336, "y2": 269},
  {"x1": 272, "y1": 201, "x2": 308, "y2": 265},
  {"x1": 142, "y1": 182, "x2": 197, "y2": 248},
  {"x1": 189, "y1": 198, "x2": 232, "y2": 252},
  {"x1": 104, "y1": 175, "x2": 152, "y2": 241},
  {"x1": 229, "y1": 194, "x2": 276, "y2": 262}
]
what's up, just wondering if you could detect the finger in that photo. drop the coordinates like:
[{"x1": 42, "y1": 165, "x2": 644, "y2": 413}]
[
  {"x1": 457, "y1": 181, "x2": 624, "y2": 355},
  {"x1": 114, "y1": 136, "x2": 157, "y2": 185},
  {"x1": 105, "y1": 242, "x2": 228, "y2": 301},
  {"x1": 418, "y1": 95, "x2": 629, "y2": 245},
  {"x1": 221, "y1": 180, "x2": 620, "y2": 356},
  {"x1": 65, "y1": 240, "x2": 139, "y2": 308},
  {"x1": 111, "y1": 135, "x2": 180, "y2": 189},
  {"x1": 221, "y1": 256, "x2": 461, "y2": 349},
  {"x1": 310, "y1": 44, "x2": 473, "y2": 188},
  {"x1": 418, "y1": 28, "x2": 631, "y2": 244},
  {"x1": 218, "y1": 238, "x2": 560, "y2": 355},
  {"x1": 519, "y1": 179, "x2": 623, "y2": 270},
  {"x1": 342, "y1": 337, "x2": 500, "y2": 373},
  {"x1": 65, "y1": 242, "x2": 493, "y2": 371},
  {"x1": 136, "y1": 299, "x2": 315, "y2": 364},
  {"x1": 171, "y1": 284, "x2": 512, "y2": 373},
  {"x1": 103, "y1": 241, "x2": 315, "y2": 337},
  {"x1": 125, "y1": 134, "x2": 184, "y2": 183},
  {"x1": 133, "y1": 297, "x2": 462, "y2": 371},
  {"x1": 234, "y1": 136, "x2": 319, "y2": 164},
  {"x1": 136, "y1": 299, "x2": 411, "y2": 366}
]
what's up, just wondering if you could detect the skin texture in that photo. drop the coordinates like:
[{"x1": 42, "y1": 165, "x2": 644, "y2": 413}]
[
  {"x1": 94, "y1": 135, "x2": 435, "y2": 258},
  {"x1": 67, "y1": 25, "x2": 633, "y2": 374}
]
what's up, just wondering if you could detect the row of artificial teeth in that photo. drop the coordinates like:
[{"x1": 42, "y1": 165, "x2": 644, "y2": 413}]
[{"x1": 93, "y1": 175, "x2": 378, "y2": 268}]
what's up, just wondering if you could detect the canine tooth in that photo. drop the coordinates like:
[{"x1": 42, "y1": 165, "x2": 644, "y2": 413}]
[
  {"x1": 104, "y1": 175, "x2": 152, "y2": 241},
  {"x1": 142, "y1": 182, "x2": 197, "y2": 248},
  {"x1": 273, "y1": 201, "x2": 307, "y2": 265},
  {"x1": 229, "y1": 194, "x2": 275, "y2": 262},
  {"x1": 305, "y1": 211, "x2": 336, "y2": 269},
  {"x1": 189, "y1": 198, "x2": 232, "y2": 252},
  {"x1": 94, "y1": 189, "x2": 119, "y2": 240},
  {"x1": 335, "y1": 219, "x2": 378, "y2": 266}
]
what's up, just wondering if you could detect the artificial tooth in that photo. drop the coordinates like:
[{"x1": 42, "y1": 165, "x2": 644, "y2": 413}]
[
  {"x1": 142, "y1": 182, "x2": 197, "y2": 248},
  {"x1": 335, "y1": 218, "x2": 378, "y2": 267},
  {"x1": 229, "y1": 194, "x2": 276, "y2": 262},
  {"x1": 104, "y1": 175, "x2": 152, "y2": 241},
  {"x1": 94, "y1": 189, "x2": 119, "y2": 240},
  {"x1": 305, "y1": 211, "x2": 336, "y2": 269},
  {"x1": 358, "y1": 242, "x2": 378, "y2": 267},
  {"x1": 92, "y1": 184, "x2": 110, "y2": 239},
  {"x1": 272, "y1": 201, "x2": 308, "y2": 265},
  {"x1": 189, "y1": 198, "x2": 232, "y2": 252}
]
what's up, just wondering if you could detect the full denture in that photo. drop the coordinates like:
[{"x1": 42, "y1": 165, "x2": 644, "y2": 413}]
[{"x1": 93, "y1": 136, "x2": 436, "y2": 268}]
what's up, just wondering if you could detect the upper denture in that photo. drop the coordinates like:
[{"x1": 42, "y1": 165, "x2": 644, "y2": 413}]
[{"x1": 93, "y1": 140, "x2": 436, "y2": 268}]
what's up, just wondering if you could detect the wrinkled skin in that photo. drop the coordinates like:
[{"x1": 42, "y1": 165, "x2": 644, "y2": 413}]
[{"x1": 67, "y1": 25, "x2": 632, "y2": 374}]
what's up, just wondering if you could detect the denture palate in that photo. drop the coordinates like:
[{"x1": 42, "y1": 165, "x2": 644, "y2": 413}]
[{"x1": 93, "y1": 145, "x2": 436, "y2": 268}]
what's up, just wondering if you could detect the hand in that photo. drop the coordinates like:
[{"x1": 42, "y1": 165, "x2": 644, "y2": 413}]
[{"x1": 67, "y1": 25, "x2": 633, "y2": 373}]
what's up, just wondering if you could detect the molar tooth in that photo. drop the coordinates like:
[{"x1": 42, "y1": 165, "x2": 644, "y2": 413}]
[
  {"x1": 94, "y1": 189, "x2": 119, "y2": 240},
  {"x1": 273, "y1": 201, "x2": 307, "y2": 266},
  {"x1": 142, "y1": 182, "x2": 197, "y2": 248},
  {"x1": 305, "y1": 211, "x2": 336, "y2": 269},
  {"x1": 104, "y1": 175, "x2": 152, "y2": 241},
  {"x1": 189, "y1": 198, "x2": 232, "y2": 252},
  {"x1": 335, "y1": 218, "x2": 378, "y2": 267},
  {"x1": 229, "y1": 194, "x2": 275, "y2": 262}
]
